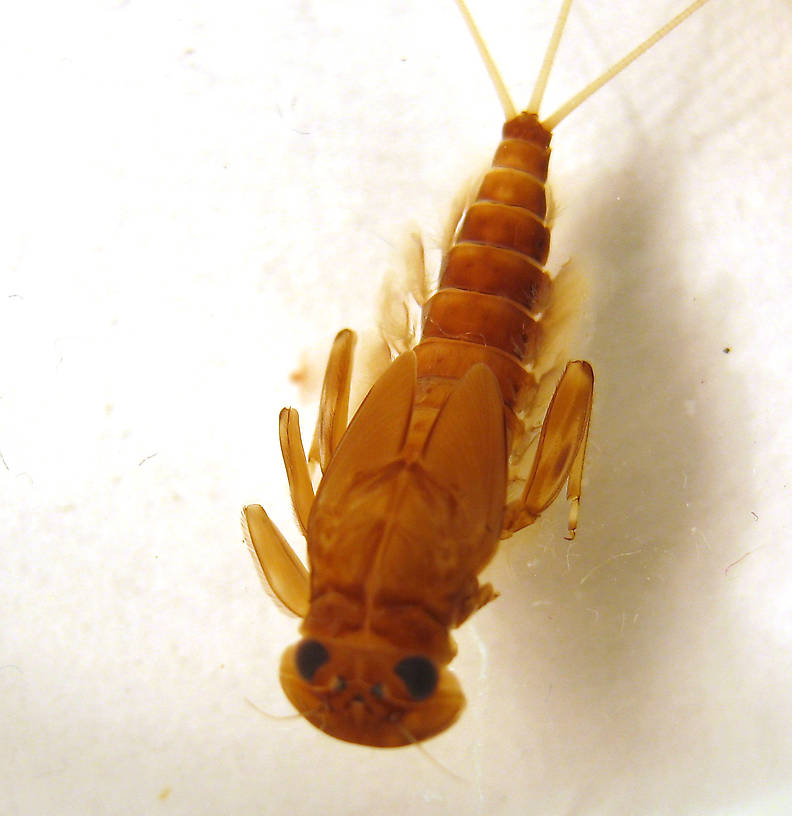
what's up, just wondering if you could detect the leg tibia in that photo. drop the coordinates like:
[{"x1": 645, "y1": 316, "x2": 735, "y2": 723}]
[
  {"x1": 308, "y1": 329, "x2": 356, "y2": 473},
  {"x1": 242, "y1": 504, "x2": 310, "y2": 618},
  {"x1": 503, "y1": 360, "x2": 594, "y2": 538},
  {"x1": 279, "y1": 407, "x2": 314, "y2": 536}
]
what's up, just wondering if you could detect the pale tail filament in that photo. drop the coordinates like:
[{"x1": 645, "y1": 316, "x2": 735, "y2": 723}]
[
  {"x1": 543, "y1": 0, "x2": 715, "y2": 129},
  {"x1": 454, "y1": 0, "x2": 714, "y2": 127},
  {"x1": 453, "y1": 0, "x2": 517, "y2": 119},
  {"x1": 528, "y1": 0, "x2": 574, "y2": 115}
]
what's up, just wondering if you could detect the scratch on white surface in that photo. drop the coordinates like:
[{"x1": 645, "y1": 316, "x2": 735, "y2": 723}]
[
  {"x1": 586, "y1": 607, "x2": 600, "y2": 623},
  {"x1": 565, "y1": 537, "x2": 576, "y2": 570},
  {"x1": 724, "y1": 546, "x2": 763, "y2": 576},
  {"x1": 579, "y1": 549, "x2": 643, "y2": 585},
  {"x1": 690, "y1": 526, "x2": 711, "y2": 558}
]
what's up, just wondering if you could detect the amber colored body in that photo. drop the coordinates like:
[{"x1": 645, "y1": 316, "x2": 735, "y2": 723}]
[
  {"x1": 302, "y1": 113, "x2": 561, "y2": 668},
  {"x1": 243, "y1": 103, "x2": 594, "y2": 746},
  {"x1": 242, "y1": 0, "x2": 716, "y2": 747}
]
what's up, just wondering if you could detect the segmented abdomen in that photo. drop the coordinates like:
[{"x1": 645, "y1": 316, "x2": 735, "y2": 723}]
[{"x1": 414, "y1": 112, "x2": 553, "y2": 427}]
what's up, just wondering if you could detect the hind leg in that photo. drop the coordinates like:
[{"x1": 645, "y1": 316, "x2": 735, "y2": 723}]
[{"x1": 502, "y1": 360, "x2": 594, "y2": 540}]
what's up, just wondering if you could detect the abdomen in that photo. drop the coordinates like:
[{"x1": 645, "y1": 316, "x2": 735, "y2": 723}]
[{"x1": 414, "y1": 112, "x2": 554, "y2": 432}]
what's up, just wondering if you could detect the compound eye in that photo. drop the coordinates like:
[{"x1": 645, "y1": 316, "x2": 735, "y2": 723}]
[
  {"x1": 295, "y1": 639, "x2": 330, "y2": 682},
  {"x1": 394, "y1": 655, "x2": 438, "y2": 701}
]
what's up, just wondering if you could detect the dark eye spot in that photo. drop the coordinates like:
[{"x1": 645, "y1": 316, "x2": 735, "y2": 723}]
[
  {"x1": 394, "y1": 655, "x2": 438, "y2": 701},
  {"x1": 295, "y1": 639, "x2": 329, "y2": 681}
]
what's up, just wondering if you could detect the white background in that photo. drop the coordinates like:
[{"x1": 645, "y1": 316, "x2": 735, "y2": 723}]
[{"x1": 2, "y1": 0, "x2": 791, "y2": 813}]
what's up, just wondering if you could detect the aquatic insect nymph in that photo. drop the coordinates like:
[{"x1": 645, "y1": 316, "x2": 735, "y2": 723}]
[{"x1": 242, "y1": 0, "x2": 714, "y2": 747}]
